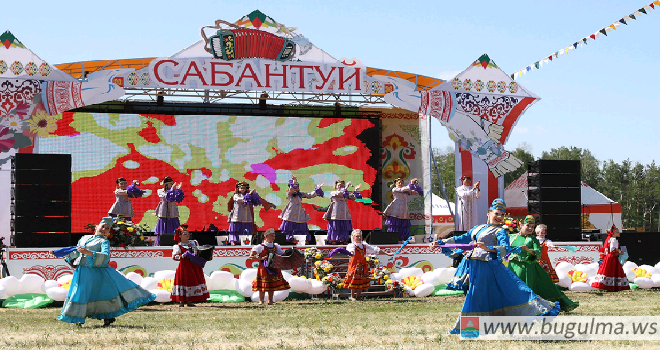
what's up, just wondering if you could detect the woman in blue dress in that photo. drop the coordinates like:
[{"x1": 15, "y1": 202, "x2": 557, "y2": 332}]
[
  {"x1": 434, "y1": 199, "x2": 560, "y2": 334},
  {"x1": 59, "y1": 217, "x2": 156, "y2": 326}
]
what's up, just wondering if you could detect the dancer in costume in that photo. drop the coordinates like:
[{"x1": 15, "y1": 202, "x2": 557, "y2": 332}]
[
  {"x1": 278, "y1": 176, "x2": 324, "y2": 245},
  {"x1": 172, "y1": 225, "x2": 210, "y2": 307},
  {"x1": 508, "y1": 216, "x2": 579, "y2": 312},
  {"x1": 228, "y1": 181, "x2": 276, "y2": 246},
  {"x1": 343, "y1": 229, "x2": 393, "y2": 301},
  {"x1": 433, "y1": 199, "x2": 560, "y2": 334},
  {"x1": 591, "y1": 225, "x2": 630, "y2": 291},
  {"x1": 383, "y1": 178, "x2": 423, "y2": 243},
  {"x1": 455, "y1": 175, "x2": 481, "y2": 231},
  {"x1": 323, "y1": 180, "x2": 362, "y2": 245},
  {"x1": 58, "y1": 217, "x2": 156, "y2": 326},
  {"x1": 155, "y1": 176, "x2": 184, "y2": 246},
  {"x1": 535, "y1": 224, "x2": 559, "y2": 283},
  {"x1": 249, "y1": 229, "x2": 290, "y2": 305},
  {"x1": 108, "y1": 178, "x2": 144, "y2": 222}
]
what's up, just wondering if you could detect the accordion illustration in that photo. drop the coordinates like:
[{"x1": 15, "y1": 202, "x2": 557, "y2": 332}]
[
  {"x1": 265, "y1": 248, "x2": 305, "y2": 270},
  {"x1": 209, "y1": 29, "x2": 296, "y2": 61}
]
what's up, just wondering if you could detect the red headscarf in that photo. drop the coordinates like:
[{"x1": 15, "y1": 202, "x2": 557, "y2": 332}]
[
  {"x1": 599, "y1": 224, "x2": 618, "y2": 259},
  {"x1": 174, "y1": 225, "x2": 189, "y2": 242}
]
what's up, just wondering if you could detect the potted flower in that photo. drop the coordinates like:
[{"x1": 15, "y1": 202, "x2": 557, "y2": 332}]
[{"x1": 85, "y1": 218, "x2": 150, "y2": 248}]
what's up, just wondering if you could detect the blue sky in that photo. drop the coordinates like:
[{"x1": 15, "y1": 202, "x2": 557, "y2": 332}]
[{"x1": 4, "y1": 0, "x2": 659, "y2": 165}]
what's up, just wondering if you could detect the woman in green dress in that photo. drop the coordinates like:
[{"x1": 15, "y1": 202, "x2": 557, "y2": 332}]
[{"x1": 507, "y1": 215, "x2": 579, "y2": 312}]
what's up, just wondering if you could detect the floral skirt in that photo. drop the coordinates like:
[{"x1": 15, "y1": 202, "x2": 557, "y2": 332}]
[
  {"x1": 591, "y1": 254, "x2": 630, "y2": 291},
  {"x1": 172, "y1": 258, "x2": 210, "y2": 302},
  {"x1": 252, "y1": 265, "x2": 290, "y2": 292}
]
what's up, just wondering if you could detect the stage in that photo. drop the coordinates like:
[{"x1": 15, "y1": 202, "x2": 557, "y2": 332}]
[{"x1": 6, "y1": 242, "x2": 600, "y2": 281}]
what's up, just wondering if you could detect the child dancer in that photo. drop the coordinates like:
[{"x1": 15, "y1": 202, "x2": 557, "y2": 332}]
[
  {"x1": 249, "y1": 228, "x2": 290, "y2": 305},
  {"x1": 323, "y1": 180, "x2": 362, "y2": 245},
  {"x1": 343, "y1": 229, "x2": 393, "y2": 301},
  {"x1": 172, "y1": 225, "x2": 210, "y2": 307},
  {"x1": 279, "y1": 175, "x2": 324, "y2": 245},
  {"x1": 383, "y1": 177, "x2": 422, "y2": 243},
  {"x1": 108, "y1": 178, "x2": 144, "y2": 221},
  {"x1": 228, "y1": 182, "x2": 275, "y2": 246},
  {"x1": 591, "y1": 225, "x2": 630, "y2": 291},
  {"x1": 155, "y1": 176, "x2": 184, "y2": 246},
  {"x1": 535, "y1": 224, "x2": 559, "y2": 283}
]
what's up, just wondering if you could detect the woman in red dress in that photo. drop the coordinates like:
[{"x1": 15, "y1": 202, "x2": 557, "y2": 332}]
[
  {"x1": 535, "y1": 224, "x2": 559, "y2": 283},
  {"x1": 591, "y1": 225, "x2": 630, "y2": 291},
  {"x1": 343, "y1": 229, "x2": 393, "y2": 301},
  {"x1": 249, "y1": 228, "x2": 290, "y2": 305},
  {"x1": 172, "y1": 225, "x2": 210, "y2": 307}
]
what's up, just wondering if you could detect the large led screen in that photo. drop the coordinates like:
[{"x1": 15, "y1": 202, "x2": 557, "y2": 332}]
[{"x1": 38, "y1": 112, "x2": 382, "y2": 233}]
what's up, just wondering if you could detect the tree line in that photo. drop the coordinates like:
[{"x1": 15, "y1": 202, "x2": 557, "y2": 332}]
[{"x1": 432, "y1": 145, "x2": 660, "y2": 232}]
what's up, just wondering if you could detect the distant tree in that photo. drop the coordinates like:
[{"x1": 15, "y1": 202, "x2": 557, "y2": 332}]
[
  {"x1": 504, "y1": 143, "x2": 535, "y2": 188},
  {"x1": 431, "y1": 146, "x2": 455, "y2": 198},
  {"x1": 540, "y1": 146, "x2": 602, "y2": 188}
]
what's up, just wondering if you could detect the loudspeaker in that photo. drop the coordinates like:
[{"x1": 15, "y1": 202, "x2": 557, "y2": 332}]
[
  {"x1": 528, "y1": 201, "x2": 581, "y2": 215},
  {"x1": 367, "y1": 231, "x2": 399, "y2": 244},
  {"x1": 190, "y1": 231, "x2": 219, "y2": 246},
  {"x1": 12, "y1": 185, "x2": 71, "y2": 201},
  {"x1": 13, "y1": 216, "x2": 71, "y2": 233},
  {"x1": 528, "y1": 160, "x2": 580, "y2": 174},
  {"x1": 527, "y1": 160, "x2": 581, "y2": 233},
  {"x1": 528, "y1": 187, "x2": 581, "y2": 202},
  {"x1": 13, "y1": 232, "x2": 71, "y2": 248},
  {"x1": 619, "y1": 232, "x2": 660, "y2": 265},
  {"x1": 12, "y1": 154, "x2": 71, "y2": 171},
  {"x1": 158, "y1": 234, "x2": 176, "y2": 246},
  {"x1": 527, "y1": 173, "x2": 581, "y2": 188}
]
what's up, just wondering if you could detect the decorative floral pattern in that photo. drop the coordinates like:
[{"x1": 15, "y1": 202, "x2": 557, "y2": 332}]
[
  {"x1": 24, "y1": 62, "x2": 38, "y2": 76},
  {"x1": 451, "y1": 77, "x2": 462, "y2": 90},
  {"x1": 462, "y1": 79, "x2": 472, "y2": 91},
  {"x1": 0, "y1": 60, "x2": 7, "y2": 74},
  {"x1": 455, "y1": 93, "x2": 519, "y2": 124},
  {"x1": 27, "y1": 111, "x2": 57, "y2": 137},
  {"x1": 509, "y1": 82, "x2": 519, "y2": 93},
  {"x1": 496, "y1": 81, "x2": 506, "y2": 93},
  {"x1": 1, "y1": 114, "x2": 23, "y2": 131},
  {"x1": 140, "y1": 72, "x2": 151, "y2": 86},
  {"x1": 474, "y1": 79, "x2": 484, "y2": 92},
  {"x1": 10, "y1": 61, "x2": 23, "y2": 75},
  {"x1": 486, "y1": 80, "x2": 496, "y2": 92},
  {"x1": 38, "y1": 62, "x2": 51, "y2": 77}
]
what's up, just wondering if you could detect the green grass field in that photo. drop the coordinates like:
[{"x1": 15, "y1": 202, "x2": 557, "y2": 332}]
[{"x1": 2, "y1": 289, "x2": 660, "y2": 349}]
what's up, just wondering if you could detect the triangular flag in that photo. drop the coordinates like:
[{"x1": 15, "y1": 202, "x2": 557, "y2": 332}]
[
  {"x1": 630, "y1": 13, "x2": 637, "y2": 20},
  {"x1": 654, "y1": 1, "x2": 660, "y2": 7},
  {"x1": 548, "y1": 55, "x2": 553, "y2": 61},
  {"x1": 583, "y1": 38, "x2": 588, "y2": 45},
  {"x1": 534, "y1": 61, "x2": 540, "y2": 69},
  {"x1": 526, "y1": 66, "x2": 531, "y2": 72},
  {"x1": 619, "y1": 18, "x2": 627, "y2": 25},
  {"x1": 635, "y1": 10, "x2": 642, "y2": 16},
  {"x1": 590, "y1": 34, "x2": 596, "y2": 40},
  {"x1": 543, "y1": 58, "x2": 549, "y2": 65},
  {"x1": 555, "y1": 51, "x2": 560, "y2": 58},
  {"x1": 609, "y1": 24, "x2": 616, "y2": 30},
  {"x1": 645, "y1": 4, "x2": 653, "y2": 11},
  {"x1": 650, "y1": 3, "x2": 655, "y2": 9},
  {"x1": 573, "y1": 42, "x2": 578, "y2": 49},
  {"x1": 639, "y1": 8, "x2": 647, "y2": 14},
  {"x1": 564, "y1": 47, "x2": 570, "y2": 54},
  {"x1": 510, "y1": 73, "x2": 515, "y2": 80},
  {"x1": 600, "y1": 28, "x2": 608, "y2": 36}
]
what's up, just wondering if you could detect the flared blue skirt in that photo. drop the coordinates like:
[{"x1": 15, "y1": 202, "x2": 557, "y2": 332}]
[
  {"x1": 58, "y1": 265, "x2": 156, "y2": 324},
  {"x1": 447, "y1": 256, "x2": 469, "y2": 293}
]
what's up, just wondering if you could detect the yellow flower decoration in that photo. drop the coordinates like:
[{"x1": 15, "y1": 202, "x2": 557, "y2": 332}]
[
  {"x1": 127, "y1": 227, "x2": 134, "y2": 232},
  {"x1": 28, "y1": 112, "x2": 57, "y2": 137},
  {"x1": 401, "y1": 276, "x2": 422, "y2": 290},
  {"x1": 157, "y1": 278, "x2": 174, "y2": 292},
  {"x1": 314, "y1": 261, "x2": 322, "y2": 267},
  {"x1": 567, "y1": 270, "x2": 587, "y2": 283},
  {"x1": 633, "y1": 268, "x2": 652, "y2": 279},
  {"x1": 59, "y1": 280, "x2": 71, "y2": 290},
  {"x1": 384, "y1": 275, "x2": 390, "y2": 280},
  {"x1": 314, "y1": 253, "x2": 322, "y2": 259},
  {"x1": 139, "y1": 236, "x2": 145, "y2": 241}
]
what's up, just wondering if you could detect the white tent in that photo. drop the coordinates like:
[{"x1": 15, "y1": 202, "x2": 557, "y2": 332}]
[
  {"x1": 504, "y1": 172, "x2": 622, "y2": 232},
  {"x1": 431, "y1": 193, "x2": 455, "y2": 237}
]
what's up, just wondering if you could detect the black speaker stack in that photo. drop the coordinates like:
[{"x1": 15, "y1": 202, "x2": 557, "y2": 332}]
[
  {"x1": 11, "y1": 154, "x2": 72, "y2": 247},
  {"x1": 527, "y1": 160, "x2": 582, "y2": 241}
]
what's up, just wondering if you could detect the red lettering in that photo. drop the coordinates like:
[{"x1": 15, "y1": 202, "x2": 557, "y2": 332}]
[
  {"x1": 264, "y1": 64, "x2": 288, "y2": 89},
  {"x1": 338, "y1": 67, "x2": 361, "y2": 91},
  {"x1": 210, "y1": 62, "x2": 234, "y2": 86},
  {"x1": 235, "y1": 63, "x2": 263, "y2": 88},
  {"x1": 152, "y1": 60, "x2": 179, "y2": 86},
  {"x1": 289, "y1": 65, "x2": 314, "y2": 89},
  {"x1": 180, "y1": 61, "x2": 208, "y2": 86},
  {"x1": 313, "y1": 66, "x2": 336, "y2": 90}
]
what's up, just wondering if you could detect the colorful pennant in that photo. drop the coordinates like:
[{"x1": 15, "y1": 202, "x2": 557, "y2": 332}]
[{"x1": 512, "y1": 2, "x2": 658, "y2": 79}]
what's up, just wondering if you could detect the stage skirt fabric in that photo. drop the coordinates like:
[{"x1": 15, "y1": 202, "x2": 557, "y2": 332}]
[
  {"x1": 446, "y1": 256, "x2": 469, "y2": 293},
  {"x1": 172, "y1": 247, "x2": 210, "y2": 302},
  {"x1": 155, "y1": 218, "x2": 180, "y2": 245},
  {"x1": 58, "y1": 265, "x2": 155, "y2": 324},
  {"x1": 508, "y1": 259, "x2": 579, "y2": 312},
  {"x1": 384, "y1": 216, "x2": 411, "y2": 241},
  {"x1": 344, "y1": 246, "x2": 370, "y2": 290},
  {"x1": 591, "y1": 254, "x2": 630, "y2": 291},
  {"x1": 326, "y1": 220, "x2": 352, "y2": 243},
  {"x1": 228, "y1": 222, "x2": 255, "y2": 243},
  {"x1": 279, "y1": 220, "x2": 311, "y2": 241},
  {"x1": 449, "y1": 258, "x2": 560, "y2": 334},
  {"x1": 538, "y1": 243, "x2": 559, "y2": 283}
]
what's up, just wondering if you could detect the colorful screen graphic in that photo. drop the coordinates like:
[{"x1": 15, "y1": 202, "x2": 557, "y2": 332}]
[{"x1": 38, "y1": 112, "x2": 382, "y2": 232}]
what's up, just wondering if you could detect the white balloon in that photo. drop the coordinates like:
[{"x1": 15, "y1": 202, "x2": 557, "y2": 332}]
[
  {"x1": 281, "y1": 270, "x2": 292, "y2": 282},
  {"x1": 150, "y1": 289, "x2": 172, "y2": 303},
  {"x1": 0, "y1": 276, "x2": 21, "y2": 297},
  {"x1": 421, "y1": 271, "x2": 441, "y2": 286},
  {"x1": 651, "y1": 274, "x2": 660, "y2": 288},
  {"x1": 625, "y1": 268, "x2": 637, "y2": 283},
  {"x1": 623, "y1": 261, "x2": 638, "y2": 272},
  {"x1": 0, "y1": 284, "x2": 6, "y2": 299},
  {"x1": 413, "y1": 283, "x2": 435, "y2": 297},
  {"x1": 557, "y1": 274, "x2": 573, "y2": 289},
  {"x1": 308, "y1": 280, "x2": 326, "y2": 294},
  {"x1": 435, "y1": 268, "x2": 456, "y2": 285},
  {"x1": 554, "y1": 262, "x2": 574, "y2": 276},
  {"x1": 398, "y1": 268, "x2": 423, "y2": 279},
  {"x1": 639, "y1": 265, "x2": 658, "y2": 275},
  {"x1": 141, "y1": 277, "x2": 159, "y2": 291},
  {"x1": 389, "y1": 273, "x2": 402, "y2": 282},
  {"x1": 570, "y1": 282, "x2": 594, "y2": 292},
  {"x1": 57, "y1": 274, "x2": 73, "y2": 284},
  {"x1": 240, "y1": 268, "x2": 258, "y2": 283},
  {"x1": 251, "y1": 291, "x2": 260, "y2": 302},
  {"x1": 273, "y1": 290, "x2": 289, "y2": 302},
  {"x1": 124, "y1": 272, "x2": 143, "y2": 286},
  {"x1": 655, "y1": 261, "x2": 660, "y2": 271},
  {"x1": 587, "y1": 276, "x2": 597, "y2": 286},
  {"x1": 236, "y1": 279, "x2": 254, "y2": 297},
  {"x1": 45, "y1": 287, "x2": 69, "y2": 301},
  {"x1": 153, "y1": 270, "x2": 176, "y2": 281},
  {"x1": 404, "y1": 285, "x2": 415, "y2": 297},
  {"x1": 43, "y1": 280, "x2": 59, "y2": 293},
  {"x1": 587, "y1": 263, "x2": 600, "y2": 274},
  {"x1": 635, "y1": 277, "x2": 655, "y2": 289},
  {"x1": 574, "y1": 264, "x2": 596, "y2": 278},
  {"x1": 208, "y1": 271, "x2": 234, "y2": 290},
  {"x1": 288, "y1": 277, "x2": 312, "y2": 293},
  {"x1": 230, "y1": 278, "x2": 239, "y2": 291}
]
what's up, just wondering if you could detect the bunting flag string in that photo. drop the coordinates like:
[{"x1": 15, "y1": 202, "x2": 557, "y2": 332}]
[{"x1": 512, "y1": 1, "x2": 660, "y2": 80}]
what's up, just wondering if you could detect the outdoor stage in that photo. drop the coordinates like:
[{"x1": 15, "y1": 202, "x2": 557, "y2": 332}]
[{"x1": 6, "y1": 242, "x2": 600, "y2": 281}]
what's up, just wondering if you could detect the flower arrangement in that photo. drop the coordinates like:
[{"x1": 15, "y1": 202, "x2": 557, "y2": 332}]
[
  {"x1": 86, "y1": 218, "x2": 150, "y2": 248},
  {"x1": 385, "y1": 279, "x2": 405, "y2": 294},
  {"x1": 502, "y1": 215, "x2": 520, "y2": 234},
  {"x1": 633, "y1": 268, "x2": 653, "y2": 279},
  {"x1": 243, "y1": 237, "x2": 251, "y2": 245},
  {"x1": 322, "y1": 272, "x2": 343, "y2": 292},
  {"x1": 305, "y1": 247, "x2": 323, "y2": 261},
  {"x1": 401, "y1": 276, "x2": 422, "y2": 290},
  {"x1": 371, "y1": 267, "x2": 390, "y2": 281},
  {"x1": 567, "y1": 270, "x2": 588, "y2": 283},
  {"x1": 365, "y1": 255, "x2": 379, "y2": 269},
  {"x1": 313, "y1": 260, "x2": 333, "y2": 280}
]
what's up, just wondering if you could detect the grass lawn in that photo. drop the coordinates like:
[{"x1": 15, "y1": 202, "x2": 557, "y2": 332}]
[{"x1": 2, "y1": 289, "x2": 660, "y2": 349}]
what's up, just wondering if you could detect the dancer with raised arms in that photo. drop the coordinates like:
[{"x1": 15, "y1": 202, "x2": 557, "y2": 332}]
[
  {"x1": 323, "y1": 180, "x2": 362, "y2": 245},
  {"x1": 278, "y1": 175, "x2": 324, "y2": 245},
  {"x1": 382, "y1": 177, "x2": 423, "y2": 244}
]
